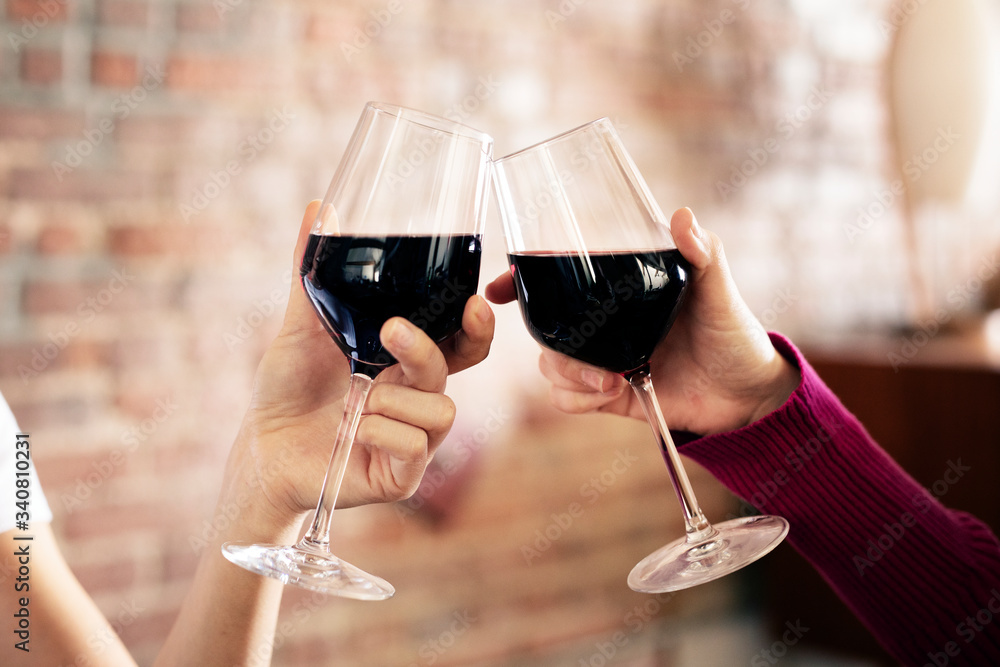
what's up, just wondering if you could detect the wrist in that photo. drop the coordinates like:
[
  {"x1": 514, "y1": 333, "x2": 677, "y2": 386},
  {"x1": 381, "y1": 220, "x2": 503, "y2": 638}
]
[
  {"x1": 214, "y1": 430, "x2": 307, "y2": 547},
  {"x1": 744, "y1": 350, "x2": 800, "y2": 427},
  {"x1": 213, "y1": 479, "x2": 303, "y2": 548}
]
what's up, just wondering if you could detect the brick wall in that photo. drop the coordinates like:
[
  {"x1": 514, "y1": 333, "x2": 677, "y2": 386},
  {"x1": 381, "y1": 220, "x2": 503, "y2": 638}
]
[{"x1": 2, "y1": 0, "x2": 998, "y2": 665}]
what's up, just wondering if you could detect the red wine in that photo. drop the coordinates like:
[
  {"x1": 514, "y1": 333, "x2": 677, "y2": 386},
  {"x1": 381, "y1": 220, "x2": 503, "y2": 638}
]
[
  {"x1": 509, "y1": 249, "x2": 690, "y2": 375},
  {"x1": 301, "y1": 234, "x2": 481, "y2": 378}
]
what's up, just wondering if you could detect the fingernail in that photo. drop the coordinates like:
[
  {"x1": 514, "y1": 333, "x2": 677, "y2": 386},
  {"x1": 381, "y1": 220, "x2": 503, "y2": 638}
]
[
  {"x1": 581, "y1": 369, "x2": 608, "y2": 393},
  {"x1": 686, "y1": 208, "x2": 703, "y2": 239},
  {"x1": 388, "y1": 320, "x2": 415, "y2": 349},
  {"x1": 473, "y1": 295, "x2": 491, "y2": 323}
]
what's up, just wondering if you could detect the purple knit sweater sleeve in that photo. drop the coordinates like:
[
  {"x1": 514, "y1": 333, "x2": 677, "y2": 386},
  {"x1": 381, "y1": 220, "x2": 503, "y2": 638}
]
[{"x1": 678, "y1": 334, "x2": 1000, "y2": 666}]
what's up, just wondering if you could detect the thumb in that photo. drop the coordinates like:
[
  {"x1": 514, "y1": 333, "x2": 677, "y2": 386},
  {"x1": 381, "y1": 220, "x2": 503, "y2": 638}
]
[
  {"x1": 485, "y1": 271, "x2": 517, "y2": 304},
  {"x1": 670, "y1": 207, "x2": 713, "y2": 272},
  {"x1": 670, "y1": 207, "x2": 761, "y2": 331},
  {"x1": 671, "y1": 207, "x2": 740, "y2": 301}
]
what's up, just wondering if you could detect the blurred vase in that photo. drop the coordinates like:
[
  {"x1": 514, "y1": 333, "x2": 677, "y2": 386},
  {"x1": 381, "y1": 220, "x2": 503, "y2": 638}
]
[{"x1": 887, "y1": 0, "x2": 999, "y2": 325}]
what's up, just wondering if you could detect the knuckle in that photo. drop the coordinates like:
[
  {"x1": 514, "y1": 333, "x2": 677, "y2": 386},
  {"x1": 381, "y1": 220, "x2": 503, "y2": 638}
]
[
  {"x1": 353, "y1": 414, "x2": 380, "y2": 446},
  {"x1": 437, "y1": 396, "x2": 457, "y2": 426},
  {"x1": 363, "y1": 387, "x2": 385, "y2": 414}
]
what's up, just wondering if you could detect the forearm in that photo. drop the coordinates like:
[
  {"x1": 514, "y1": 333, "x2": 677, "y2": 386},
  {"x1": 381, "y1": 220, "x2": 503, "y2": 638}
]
[
  {"x1": 679, "y1": 334, "x2": 1000, "y2": 666},
  {"x1": 154, "y1": 536, "x2": 290, "y2": 666},
  {"x1": 154, "y1": 442, "x2": 301, "y2": 667},
  {"x1": 0, "y1": 523, "x2": 137, "y2": 667}
]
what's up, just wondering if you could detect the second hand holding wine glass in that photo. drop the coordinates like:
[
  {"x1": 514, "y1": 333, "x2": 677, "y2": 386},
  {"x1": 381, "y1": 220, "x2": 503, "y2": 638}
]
[
  {"x1": 492, "y1": 119, "x2": 789, "y2": 593},
  {"x1": 222, "y1": 102, "x2": 493, "y2": 600}
]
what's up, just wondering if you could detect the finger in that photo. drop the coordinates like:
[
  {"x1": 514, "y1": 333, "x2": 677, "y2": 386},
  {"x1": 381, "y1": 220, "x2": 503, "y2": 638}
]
[
  {"x1": 381, "y1": 317, "x2": 449, "y2": 393},
  {"x1": 485, "y1": 271, "x2": 517, "y2": 304},
  {"x1": 670, "y1": 206, "x2": 738, "y2": 298},
  {"x1": 538, "y1": 363, "x2": 629, "y2": 400},
  {"x1": 669, "y1": 207, "x2": 754, "y2": 327},
  {"x1": 548, "y1": 384, "x2": 623, "y2": 414},
  {"x1": 669, "y1": 207, "x2": 712, "y2": 272},
  {"x1": 538, "y1": 349, "x2": 627, "y2": 394},
  {"x1": 441, "y1": 295, "x2": 495, "y2": 375},
  {"x1": 537, "y1": 352, "x2": 599, "y2": 391},
  {"x1": 354, "y1": 414, "x2": 431, "y2": 498},
  {"x1": 280, "y1": 200, "x2": 324, "y2": 337},
  {"x1": 365, "y1": 382, "x2": 456, "y2": 452},
  {"x1": 355, "y1": 414, "x2": 429, "y2": 464}
]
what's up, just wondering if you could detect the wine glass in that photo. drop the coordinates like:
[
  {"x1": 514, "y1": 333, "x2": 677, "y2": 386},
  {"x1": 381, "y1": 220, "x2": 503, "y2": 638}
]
[
  {"x1": 492, "y1": 118, "x2": 789, "y2": 593},
  {"x1": 222, "y1": 102, "x2": 493, "y2": 599}
]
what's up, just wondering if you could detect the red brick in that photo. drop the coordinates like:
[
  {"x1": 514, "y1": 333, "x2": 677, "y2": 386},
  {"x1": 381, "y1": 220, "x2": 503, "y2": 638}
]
[
  {"x1": 35, "y1": 450, "x2": 119, "y2": 495},
  {"x1": 5, "y1": 396, "x2": 100, "y2": 428},
  {"x1": 0, "y1": 342, "x2": 39, "y2": 377},
  {"x1": 97, "y1": 0, "x2": 148, "y2": 26},
  {"x1": 21, "y1": 279, "x2": 119, "y2": 317},
  {"x1": 305, "y1": 9, "x2": 356, "y2": 44},
  {"x1": 166, "y1": 54, "x2": 284, "y2": 92},
  {"x1": 61, "y1": 503, "x2": 167, "y2": 538},
  {"x1": 56, "y1": 339, "x2": 112, "y2": 369},
  {"x1": 152, "y1": 443, "x2": 222, "y2": 479},
  {"x1": 114, "y1": 385, "x2": 179, "y2": 419},
  {"x1": 36, "y1": 222, "x2": 82, "y2": 254},
  {"x1": 91, "y1": 50, "x2": 139, "y2": 88},
  {"x1": 72, "y1": 558, "x2": 138, "y2": 593},
  {"x1": 21, "y1": 279, "x2": 95, "y2": 314},
  {"x1": 8, "y1": 167, "x2": 157, "y2": 201},
  {"x1": 6, "y1": 0, "x2": 68, "y2": 22},
  {"x1": 0, "y1": 108, "x2": 85, "y2": 139},
  {"x1": 176, "y1": 3, "x2": 223, "y2": 33},
  {"x1": 112, "y1": 337, "x2": 189, "y2": 374},
  {"x1": 107, "y1": 224, "x2": 202, "y2": 256},
  {"x1": 20, "y1": 47, "x2": 62, "y2": 84},
  {"x1": 114, "y1": 115, "x2": 200, "y2": 144},
  {"x1": 21, "y1": 274, "x2": 179, "y2": 319},
  {"x1": 0, "y1": 340, "x2": 112, "y2": 382},
  {"x1": 166, "y1": 55, "x2": 234, "y2": 91}
]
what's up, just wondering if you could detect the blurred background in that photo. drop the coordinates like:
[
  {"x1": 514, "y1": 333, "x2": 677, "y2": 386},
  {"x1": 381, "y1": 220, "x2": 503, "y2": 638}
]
[{"x1": 3, "y1": 0, "x2": 1000, "y2": 665}]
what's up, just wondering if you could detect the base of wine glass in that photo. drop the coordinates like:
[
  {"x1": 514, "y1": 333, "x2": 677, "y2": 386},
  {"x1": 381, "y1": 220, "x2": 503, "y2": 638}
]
[
  {"x1": 627, "y1": 514, "x2": 789, "y2": 594},
  {"x1": 222, "y1": 541, "x2": 394, "y2": 600}
]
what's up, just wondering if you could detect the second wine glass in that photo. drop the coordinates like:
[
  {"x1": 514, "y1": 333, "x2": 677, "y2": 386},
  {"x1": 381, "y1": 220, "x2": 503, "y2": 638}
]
[
  {"x1": 222, "y1": 102, "x2": 493, "y2": 599},
  {"x1": 492, "y1": 118, "x2": 789, "y2": 593}
]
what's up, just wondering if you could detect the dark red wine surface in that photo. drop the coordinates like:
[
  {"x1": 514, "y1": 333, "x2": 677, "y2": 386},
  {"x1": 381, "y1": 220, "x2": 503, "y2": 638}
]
[
  {"x1": 509, "y1": 249, "x2": 690, "y2": 375},
  {"x1": 302, "y1": 234, "x2": 481, "y2": 377}
]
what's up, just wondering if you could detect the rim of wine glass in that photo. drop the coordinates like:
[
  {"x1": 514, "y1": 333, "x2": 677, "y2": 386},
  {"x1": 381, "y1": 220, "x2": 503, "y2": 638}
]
[
  {"x1": 494, "y1": 117, "x2": 614, "y2": 163},
  {"x1": 366, "y1": 101, "x2": 494, "y2": 151}
]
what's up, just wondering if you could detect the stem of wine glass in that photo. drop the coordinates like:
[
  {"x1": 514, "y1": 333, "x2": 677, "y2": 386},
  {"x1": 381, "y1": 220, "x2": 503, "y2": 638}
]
[
  {"x1": 298, "y1": 372, "x2": 373, "y2": 552},
  {"x1": 626, "y1": 368, "x2": 715, "y2": 543}
]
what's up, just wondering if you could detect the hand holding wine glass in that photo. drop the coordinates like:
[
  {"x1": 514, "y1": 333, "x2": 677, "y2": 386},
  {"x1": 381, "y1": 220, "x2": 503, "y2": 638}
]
[
  {"x1": 229, "y1": 201, "x2": 496, "y2": 533},
  {"x1": 223, "y1": 103, "x2": 494, "y2": 599},
  {"x1": 486, "y1": 206, "x2": 800, "y2": 439},
  {"x1": 490, "y1": 119, "x2": 791, "y2": 593}
]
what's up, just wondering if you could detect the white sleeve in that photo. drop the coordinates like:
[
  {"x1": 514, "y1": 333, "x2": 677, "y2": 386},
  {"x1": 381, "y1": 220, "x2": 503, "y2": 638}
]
[{"x1": 0, "y1": 391, "x2": 53, "y2": 533}]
